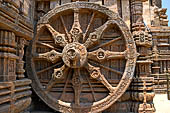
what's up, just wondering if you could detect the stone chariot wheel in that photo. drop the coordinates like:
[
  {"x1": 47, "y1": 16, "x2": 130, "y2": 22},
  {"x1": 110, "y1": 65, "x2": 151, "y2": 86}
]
[{"x1": 26, "y1": 2, "x2": 137, "y2": 113}]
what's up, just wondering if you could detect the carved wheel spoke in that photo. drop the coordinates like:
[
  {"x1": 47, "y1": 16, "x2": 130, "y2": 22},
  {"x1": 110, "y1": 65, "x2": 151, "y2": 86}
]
[
  {"x1": 69, "y1": 9, "x2": 83, "y2": 43},
  {"x1": 83, "y1": 12, "x2": 96, "y2": 42},
  {"x1": 45, "y1": 77, "x2": 56, "y2": 92},
  {"x1": 90, "y1": 36, "x2": 122, "y2": 51},
  {"x1": 99, "y1": 74, "x2": 115, "y2": 92},
  {"x1": 60, "y1": 69, "x2": 71, "y2": 100},
  {"x1": 33, "y1": 50, "x2": 62, "y2": 63},
  {"x1": 38, "y1": 24, "x2": 68, "y2": 47},
  {"x1": 36, "y1": 41, "x2": 62, "y2": 52},
  {"x1": 36, "y1": 62, "x2": 63, "y2": 75},
  {"x1": 60, "y1": 15, "x2": 70, "y2": 39},
  {"x1": 36, "y1": 41, "x2": 54, "y2": 49},
  {"x1": 72, "y1": 68, "x2": 82, "y2": 106},
  {"x1": 27, "y1": 2, "x2": 137, "y2": 113},
  {"x1": 88, "y1": 48, "x2": 126, "y2": 62},
  {"x1": 87, "y1": 64, "x2": 114, "y2": 92},
  {"x1": 53, "y1": 65, "x2": 68, "y2": 79},
  {"x1": 89, "y1": 60, "x2": 123, "y2": 75},
  {"x1": 46, "y1": 65, "x2": 68, "y2": 92},
  {"x1": 84, "y1": 20, "x2": 115, "y2": 48}
]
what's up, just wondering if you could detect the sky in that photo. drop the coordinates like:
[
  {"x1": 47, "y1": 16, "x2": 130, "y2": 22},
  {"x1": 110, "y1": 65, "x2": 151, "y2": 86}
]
[{"x1": 162, "y1": 0, "x2": 170, "y2": 26}]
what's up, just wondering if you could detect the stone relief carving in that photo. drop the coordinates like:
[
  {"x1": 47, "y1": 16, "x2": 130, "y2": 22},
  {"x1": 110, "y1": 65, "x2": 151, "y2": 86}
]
[{"x1": 27, "y1": 2, "x2": 137, "y2": 113}]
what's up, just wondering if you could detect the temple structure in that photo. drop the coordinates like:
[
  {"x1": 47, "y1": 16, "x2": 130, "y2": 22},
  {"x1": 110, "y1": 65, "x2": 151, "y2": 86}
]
[{"x1": 0, "y1": 0, "x2": 169, "y2": 113}]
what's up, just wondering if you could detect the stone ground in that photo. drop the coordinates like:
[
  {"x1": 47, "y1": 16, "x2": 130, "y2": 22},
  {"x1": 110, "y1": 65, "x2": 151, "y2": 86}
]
[{"x1": 153, "y1": 94, "x2": 170, "y2": 113}]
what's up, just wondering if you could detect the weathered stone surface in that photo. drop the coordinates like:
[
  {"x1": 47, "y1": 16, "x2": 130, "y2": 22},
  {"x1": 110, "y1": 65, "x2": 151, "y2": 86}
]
[
  {"x1": 104, "y1": 0, "x2": 118, "y2": 13},
  {"x1": 0, "y1": 0, "x2": 33, "y2": 112},
  {"x1": 0, "y1": 0, "x2": 169, "y2": 113},
  {"x1": 121, "y1": 0, "x2": 130, "y2": 28},
  {"x1": 27, "y1": 2, "x2": 137, "y2": 113}
]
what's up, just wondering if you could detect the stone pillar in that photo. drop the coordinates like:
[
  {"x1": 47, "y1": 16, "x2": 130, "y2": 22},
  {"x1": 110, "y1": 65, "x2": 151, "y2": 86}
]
[
  {"x1": 61, "y1": 0, "x2": 72, "y2": 4},
  {"x1": 138, "y1": 79, "x2": 155, "y2": 113},
  {"x1": 143, "y1": 0, "x2": 151, "y2": 26},
  {"x1": 16, "y1": 37, "x2": 26, "y2": 79},
  {"x1": 0, "y1": 30, "x2": 18, "y2": 81},
  {"x1": 131, "y1": 77, "x2": 155, "y2": 113},
  {"x1": 152, "y1": 39, "x2": 160, "y2": 75},
  {"x1": 89, "y1": 0, "x2": 102, "y2": 5},
  {"x1": 50, "y1": 0, "x2": 60, "y2": 9},
  {"x1": 36, "y1": 1, "x2": 50, "y2": 19},
  {"x1": 130, "y1": 0, "x2": 155, "y2": 112},
  {"x1": 131, "y1": 0, "x2": 145, "y2": 31},
  {"x1": 121, "y1": 0, "x2": 131, "y2": 28},
  {"x1": 130, "y1": 0, "x2": 152, "y2": 78},
  {"x1": 104, "y1": 0, "x2": 118, "y2": 13}
]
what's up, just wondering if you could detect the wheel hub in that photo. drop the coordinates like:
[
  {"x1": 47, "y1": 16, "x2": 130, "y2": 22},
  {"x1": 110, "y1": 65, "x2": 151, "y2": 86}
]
[{"x1": 62, "y1": 42, "x2": 87, "y2": 68}]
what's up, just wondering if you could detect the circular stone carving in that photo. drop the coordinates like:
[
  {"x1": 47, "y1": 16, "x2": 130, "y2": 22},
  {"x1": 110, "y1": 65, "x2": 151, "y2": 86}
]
[
  {"x1": 26, "y1": 2, "x2": 137, "y2": 113},
  {"x1": 62, "y1": 42, "x2": 87, "y2": 68}
]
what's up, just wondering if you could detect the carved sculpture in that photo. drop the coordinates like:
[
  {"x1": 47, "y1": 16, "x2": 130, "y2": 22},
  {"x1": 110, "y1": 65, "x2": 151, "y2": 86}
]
[
  {"x1": 26, "y1": 2, "x2": 137, "y2": 113},
  {"x1": 0, "y1": 0, "x2": 169, "y2": 113},
  {"x1": 16, "y1": 37, "x2": 26, "y2": 79}
]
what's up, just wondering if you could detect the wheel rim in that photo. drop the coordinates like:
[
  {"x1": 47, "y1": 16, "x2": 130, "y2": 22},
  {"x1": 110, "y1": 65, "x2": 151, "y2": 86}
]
[{"x1": 26, "y1": 2, "x2": 137, "y2": 113}]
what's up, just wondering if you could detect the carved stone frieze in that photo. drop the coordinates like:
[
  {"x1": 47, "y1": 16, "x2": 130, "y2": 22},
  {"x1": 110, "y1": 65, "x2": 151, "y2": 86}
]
[
  {"x1": 0, "y1": 30, "x2": 18, "y2": 81},
  {"x1": 138, "y1": 79, "x2": 155, "y2": 113},
  {"x1": 133, "y1": 30, "x2": 152, "y2": 47},
  {"x1": 131, "y1": 77, "x2": 155, "y2": 113},
  {"x1": 0, "y1": 28, "x2": 32, "y2": 113}
]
